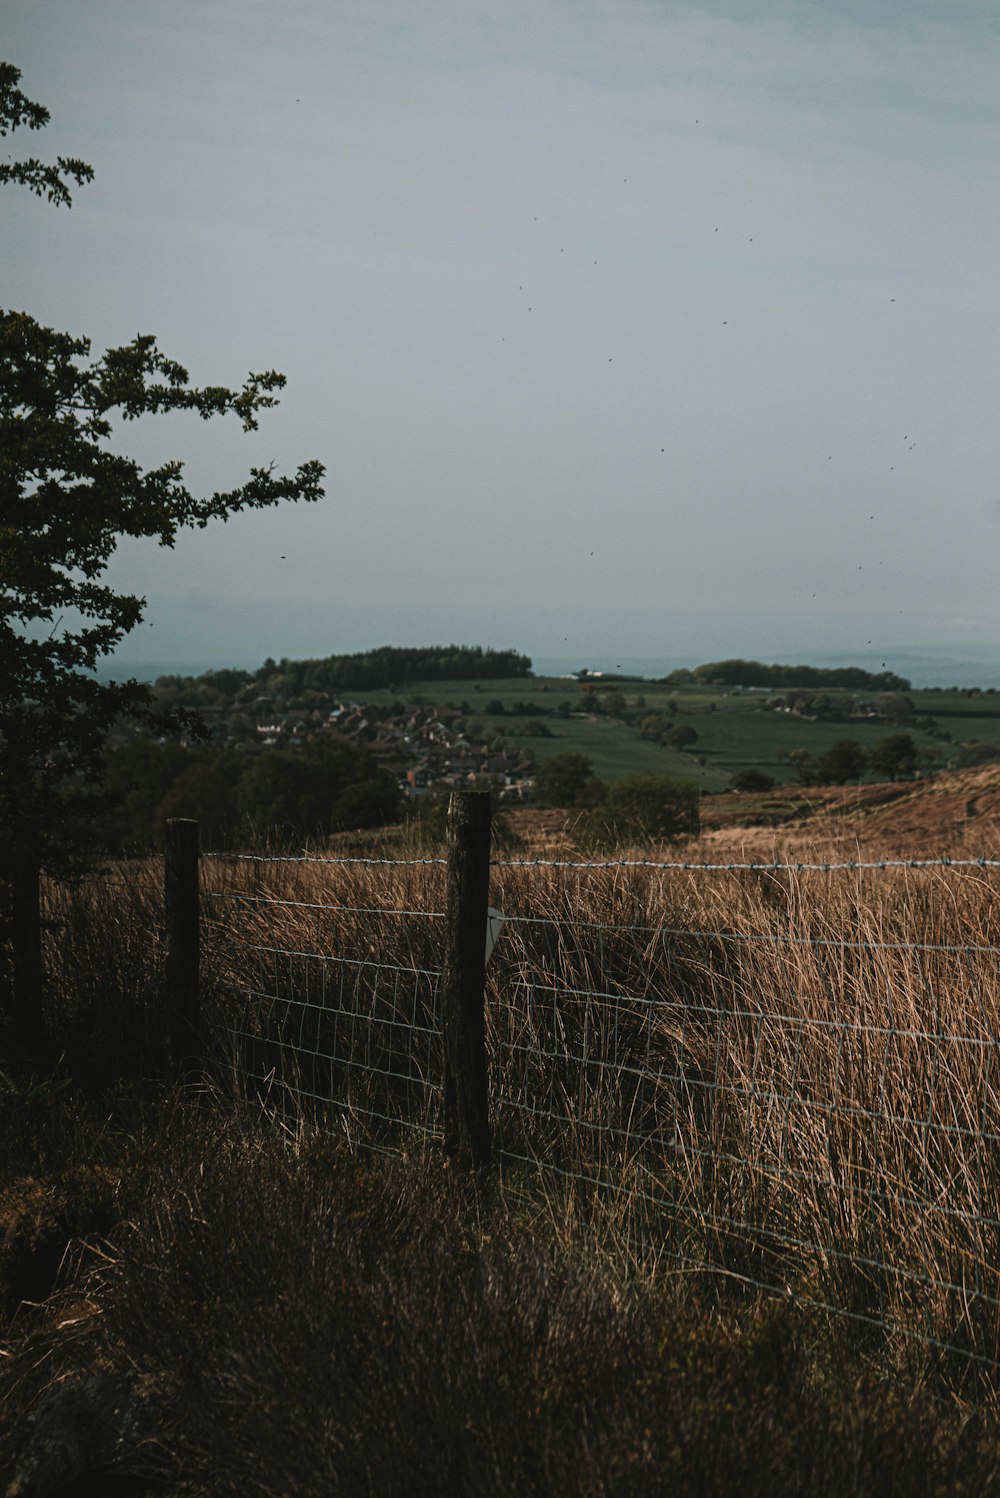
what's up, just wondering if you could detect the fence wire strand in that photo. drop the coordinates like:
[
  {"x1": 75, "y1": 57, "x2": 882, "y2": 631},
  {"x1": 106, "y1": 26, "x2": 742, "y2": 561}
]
[
  {"x1": 202, "y1": 849, "x2": 1000, "y2": 1375},
  {"x1": 204, "y1": 850, "x2": 1000, "y2": 874}
]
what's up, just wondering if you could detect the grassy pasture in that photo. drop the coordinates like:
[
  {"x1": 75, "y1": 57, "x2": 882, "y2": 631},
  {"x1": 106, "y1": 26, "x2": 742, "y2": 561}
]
[
  {"x1": 503, "y1": 713, "x2": 722, "y2": 787},
  {"x1": 352, "y1": 675, "x2": 990, "y2": 787}
]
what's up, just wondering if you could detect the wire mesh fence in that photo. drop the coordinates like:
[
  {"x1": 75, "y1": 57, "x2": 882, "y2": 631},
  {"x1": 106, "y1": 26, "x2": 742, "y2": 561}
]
[
  {"x1": 203, "y1": 856, "x2": 446, "y2": 1147},
  {"x1": 201, "y1": 848, "x2": 1000, "y2": 1374}
]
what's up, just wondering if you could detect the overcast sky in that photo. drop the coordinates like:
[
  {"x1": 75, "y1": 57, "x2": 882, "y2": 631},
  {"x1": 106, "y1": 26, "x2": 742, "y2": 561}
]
[{"x1": 6, "y1": 0, "x2": 999, "y2": 675}]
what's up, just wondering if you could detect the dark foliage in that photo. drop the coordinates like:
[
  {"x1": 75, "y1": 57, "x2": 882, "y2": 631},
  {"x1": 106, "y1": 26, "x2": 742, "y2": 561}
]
[
  {"x1": 870, "y1": 733, "x2": 920, "y2": 781},
  {"x1": 671, "y1": 659, "x2": 911, "y2": 692},
  {"x1": 246, "y1": 644, "x2": 532, "y2": 698},
  {"x1": 0, "y1": 62, "x2": 93, "y2": 205},
  {"x1": 4, "y1": 1102, "x2": 1000, "y2": 1497},
  {"x1": 97, "y1": 737, "x2": 402, "y2": 850},
  {"x1": 731, "y1": 768, "x2": 776, "y2": 792},
  {"x1": 0, "y1": 64, "x2": 324, "y2": 1036},
  {"x1": 578, "y1": 772, "x2": 700, "y2": 846},
  {"x1": 534, "y1": 752, "x2": 601, "y2": 808}
]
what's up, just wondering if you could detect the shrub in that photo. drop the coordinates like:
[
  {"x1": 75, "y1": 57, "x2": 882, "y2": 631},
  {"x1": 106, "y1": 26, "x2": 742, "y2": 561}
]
[
  {"x1": 534, "y1": 753, "x2": 599, "y2": 808},
  {"x1": 814, "y1": 739, "x2": 866, "y2": 785},
  {"x1": 664, "y1": 724, "x2": 698, "y2": 751},
  {"x1": 731, "y1": 769, "x2": 776, "y2": 793},
  {"x1": 870, "y1": 733, "x2": 919, "y2": 781},
  {"x1": 579, "y1": 774, "x2": 699, "y2": 846}
]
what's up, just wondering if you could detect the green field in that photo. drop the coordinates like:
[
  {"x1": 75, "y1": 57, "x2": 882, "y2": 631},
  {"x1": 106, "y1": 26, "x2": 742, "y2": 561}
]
[{"x1": 354, "y1": 674, "x2": 995, "y2": 789}]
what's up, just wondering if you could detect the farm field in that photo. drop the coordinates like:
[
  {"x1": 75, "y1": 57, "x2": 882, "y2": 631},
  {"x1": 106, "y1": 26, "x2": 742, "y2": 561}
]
[{"x1": 351, "y1": 673, "x2": 999, "y2": 788}]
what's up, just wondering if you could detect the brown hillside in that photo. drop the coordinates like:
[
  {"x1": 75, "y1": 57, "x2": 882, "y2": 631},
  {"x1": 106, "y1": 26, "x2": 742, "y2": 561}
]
[
  {"x1": 696, "y1": 764, "x2": 1000, "y2": 862},
  {"x1": 500, "y1": 767, "x2": 1000, "y2": 863},
  {"x1": 327, "y1": 768, "x2": 1000, "y2": 864}
]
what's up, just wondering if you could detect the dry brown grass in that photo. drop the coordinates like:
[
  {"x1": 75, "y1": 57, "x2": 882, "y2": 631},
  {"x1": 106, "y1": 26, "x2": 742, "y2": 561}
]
[
  {"x1": 8, "y1": 1103, "x2": 1000, "y2": 1497},
  {"x1": 162, "y1": 835, "x2": 1000, "y2": 1394},
  {"x1": 6, "y1": 830, "x2": 1000, "y2": 1488},
  {"x1": 695, "y1": 762, "x2": 1000, "y2": 862}
]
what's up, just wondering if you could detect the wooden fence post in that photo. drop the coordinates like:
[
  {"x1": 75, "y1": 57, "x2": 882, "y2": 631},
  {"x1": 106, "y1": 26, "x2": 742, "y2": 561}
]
[
  {"x1": 441, "y1": 790, "x2": 492, "y2": 1172},
  {"x1": 164, "y1": 818, "x2": 200, "y2": 1078}
]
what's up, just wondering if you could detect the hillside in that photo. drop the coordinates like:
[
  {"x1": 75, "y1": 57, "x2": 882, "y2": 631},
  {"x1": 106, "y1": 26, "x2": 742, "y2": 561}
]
[
  {"x1": 700, "y1": 762, "x2": 1000, "y2": 858},
  {"x1": 144, "y1": 657, "x2": 1000, "y2": 796},
  {"x1": 482, "y1": 764, "x2": 1000, "y2": 864}
]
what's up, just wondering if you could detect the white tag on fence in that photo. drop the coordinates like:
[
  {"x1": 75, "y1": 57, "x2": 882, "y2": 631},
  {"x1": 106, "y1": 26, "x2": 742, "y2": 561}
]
[{"x1": 485, "y1": 907, "x2": 505, "y2": 967}]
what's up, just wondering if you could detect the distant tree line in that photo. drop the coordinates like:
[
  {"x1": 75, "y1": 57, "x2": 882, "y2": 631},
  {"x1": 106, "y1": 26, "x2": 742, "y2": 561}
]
[
  {"x1": 665, "y1": 660, "x2": 911, "y2": 692},
  {"x1": 278, "y1": 644, "x2": 531, "y2": 693},
  {"x1": 784, "y1": 733, "x2": 923, "y2": 786},
  {"x1": 150, "y1": 646, "x2": 532, "y2": 712}
]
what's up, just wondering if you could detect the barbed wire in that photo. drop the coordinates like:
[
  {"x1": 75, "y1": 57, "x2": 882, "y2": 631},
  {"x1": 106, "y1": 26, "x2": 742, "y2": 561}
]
[
  {"x1": 494, "y1": 855, "x2": 1000, "y2": 873},
  {"x1": 203, "y1": 849, "x2": 1000, "y2": 874},
  {"x1": 201, "y1": 883, "x2": 1000, "y2": 955},
  {"x1": 203, "y1": 851, "x2": 447, "y2": 867}
]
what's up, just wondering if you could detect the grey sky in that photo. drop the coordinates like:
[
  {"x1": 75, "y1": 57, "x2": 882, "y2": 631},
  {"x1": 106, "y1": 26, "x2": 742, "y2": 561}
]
[{"x1": 6, "y1": 0, "x2": 999, "y2": 671}]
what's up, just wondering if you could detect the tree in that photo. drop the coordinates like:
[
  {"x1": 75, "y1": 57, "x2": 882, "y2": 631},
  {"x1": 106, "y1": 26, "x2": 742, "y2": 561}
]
[
  {"x1": 957, "y1": 740, "x2": 1000, "y2": 768},
  {"x1": 94, "y1": 739, "x2": 400, "y2": 849},
  {"x1": 731, "y1": 768, "x2": 775, "y2": 793},
  {"x1": 0, "y1": 63, "x2": 93, "y2": 206},
  {"x1": 581, "y1": 774, "x2": 699, "y2": 847},
  {"x1": 787, "y1": 748, "x2": 818, "y2": 786},
  {"x1": 875, "y1": 692, "x2": 914, "y2": 724},
  {"x1": 575, "y1": 774, "x2": 609, "y2": 808},
  {"x1": 534, "y1": 752, "x2": 599, "y2": 807},
  {"x1": 638, "y1": 712, "x2": 668, "y2": 740},
  {"x1": 1, "y1": 317, "x2": 325, "y2": 842},
  {"x1": 1, "y1": 65, "x2": 324, "y2": 1042},
  {"x1": 238, "y1": 740, "x2": 397, "y2": 839},
  {"x1": 664, "y1": 723, "x2": 698, "y2": 751},
  {"x1": 156, "y1": 757, "x2": 241, "y2": 845},
  {"x1": 869, "y1": 733, "x2": 919, "y2": 781},
  {"x1": 98, "y1": 739, "x2": 193, "y2": 848},
  {"x1": 814, "y1": 738, "x2": 866, "y2": 785}
]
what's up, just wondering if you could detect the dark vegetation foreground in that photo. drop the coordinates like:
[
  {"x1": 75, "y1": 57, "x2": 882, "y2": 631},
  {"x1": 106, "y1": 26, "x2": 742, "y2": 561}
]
[
  {"x1": 5, "y1": 849, "x2": 1000, "y2": 1492},
  {"x1": 1, "y1": 1076, "x2": 999, "y2": 1497}
]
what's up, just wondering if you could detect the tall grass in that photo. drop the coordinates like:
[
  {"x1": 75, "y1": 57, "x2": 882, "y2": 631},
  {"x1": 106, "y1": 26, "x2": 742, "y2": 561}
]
[
  {"x1": 35, "y1": 860, "x2": 168, "y2": 1085},
  {"x1": 8, "y1": 841, "x2": 1000, "y2": 1489},
  {"x1": 22, "y1": 837, "x2": 1000, "y2": 1396},
  {"x1": 9, "y1": 1099, "x2": 1000, "y2": 1496},
  {"x1": 193, "y1": 842, "x2": 1000, "y2": 1395}
]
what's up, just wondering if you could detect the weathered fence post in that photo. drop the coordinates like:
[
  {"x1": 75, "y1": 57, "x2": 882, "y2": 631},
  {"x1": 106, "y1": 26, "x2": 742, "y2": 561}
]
[
  {"x1": 441, "y1": 790, "x2": 492, "y2": 1172},
  {"x1": 164, "y1": 818, "x2": 200, "y2": 1078}
]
